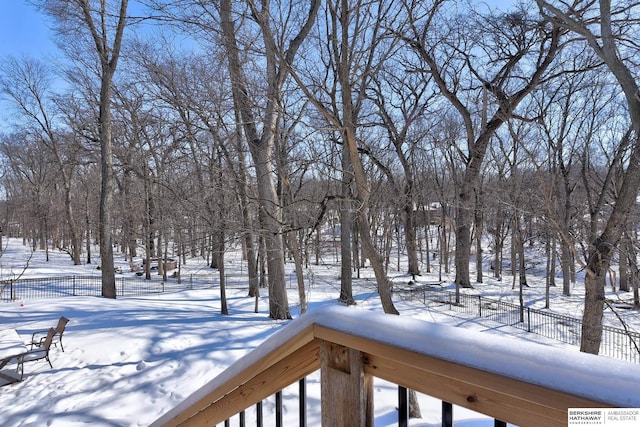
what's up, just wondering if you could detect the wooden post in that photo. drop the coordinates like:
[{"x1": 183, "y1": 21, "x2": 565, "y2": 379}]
[{"x1": 320, "y1": 341, "x2": 373, "y2": 427}]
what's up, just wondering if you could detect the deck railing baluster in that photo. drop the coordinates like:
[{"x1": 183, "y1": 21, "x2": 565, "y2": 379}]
[
  {"x1": 275, "y1": 391, "x2": 282, "y2": 427},
  {"x1": 442, "y1": 401, "x2": 453, "y2": 427},
  {"x1": 299, "y1": 378, "x2": 306, "y2": 427},
  {"x1": 256, "y1": 401, "x2": 262, "y2": 427},
  {"x1": 398, "y1": 386, "x2": 408, "y2": 427}
]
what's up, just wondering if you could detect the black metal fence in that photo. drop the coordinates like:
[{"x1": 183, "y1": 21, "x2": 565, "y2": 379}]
[
  {"x1": 0, "y1": 274, "x2": 207, "y2": 302},
  {"x1": 397, "y1": 286, "x2": 640, "y2": 364},
  {"x1": 4, "y1": 275, "x2": 639, "y2": 363}
]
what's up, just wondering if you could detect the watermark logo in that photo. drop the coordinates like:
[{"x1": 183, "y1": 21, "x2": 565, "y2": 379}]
[{"x1": 568, "y1": 408, "x2": 640, "y2": 426}]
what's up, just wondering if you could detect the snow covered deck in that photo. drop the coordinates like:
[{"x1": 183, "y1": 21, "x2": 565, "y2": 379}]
[{"x1": 152, "y1": 306, "x2": 640, "y2": 426}]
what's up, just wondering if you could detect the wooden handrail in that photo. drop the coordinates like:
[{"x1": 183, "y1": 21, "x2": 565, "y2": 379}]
[{"x1": 152, "y1": 307, "x2": 640, "y2": 427}]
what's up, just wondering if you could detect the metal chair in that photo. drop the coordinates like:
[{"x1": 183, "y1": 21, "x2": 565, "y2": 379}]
[
  {"x1": 19, "y1": 328, "x2": 55, "y2": 380},
  {"x1": 31, "y1": 316, "x2": 69, "y2": 352}
]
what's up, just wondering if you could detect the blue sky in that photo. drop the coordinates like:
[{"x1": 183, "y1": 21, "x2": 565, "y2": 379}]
[
  {"x1": 0, "y1": 1, "x2": 58, "y2": 59},
  {"x1": 0, "y1": 0, "x2": 518, "y2": 60}
]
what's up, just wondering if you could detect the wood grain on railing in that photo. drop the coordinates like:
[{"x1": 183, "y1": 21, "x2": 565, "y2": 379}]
[{"x1": 153, "y1": 307, "x2": 638, "y2": 427}]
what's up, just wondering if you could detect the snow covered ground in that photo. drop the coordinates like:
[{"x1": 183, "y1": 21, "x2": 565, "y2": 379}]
[{"x1": 0, "y1": 238, "x2": 638, "y2": 426}]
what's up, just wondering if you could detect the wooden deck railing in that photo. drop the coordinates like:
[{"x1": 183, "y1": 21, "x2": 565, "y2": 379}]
[{"x1": 151, "y1": 306, "x2": 640, "y2": 427}]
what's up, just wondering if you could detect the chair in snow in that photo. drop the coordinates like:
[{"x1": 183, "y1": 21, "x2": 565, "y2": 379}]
[
  {"x1": 19, "y1": 327, "x2": 55, "y2": 380},
  {"x1": 30, "y1": 316, "x2": 69, "y2": 352}
]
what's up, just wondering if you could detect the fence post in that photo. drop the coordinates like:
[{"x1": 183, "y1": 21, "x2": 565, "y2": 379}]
[
  {"x1": 479, "y1": 296, "x2": 482, "y2": 317},
  {"x1": 10, "y1": 279, "x2": 14, "y2": 301},
  {"x1": 73, "y1": 276, "x2": 76, "y2": 296},
  {"x1": 527, "y1": 307, "x2": 531, "y2": 332}
]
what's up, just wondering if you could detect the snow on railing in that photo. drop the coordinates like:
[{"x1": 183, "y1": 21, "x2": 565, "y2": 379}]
[
  {"x1": 151, "y1": 306, "x2": 640, "y2": 426},
  {"x1": 397, "y1": 285, "x2": 640, "y2": 363}
]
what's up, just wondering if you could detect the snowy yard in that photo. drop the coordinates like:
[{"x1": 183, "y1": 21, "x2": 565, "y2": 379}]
[{"x1": 0, "y1": 238, "x2": 639, "y2": 426}]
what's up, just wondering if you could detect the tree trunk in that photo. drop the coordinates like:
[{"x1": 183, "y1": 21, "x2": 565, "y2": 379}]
[
  {"x1": 628, "y1": 233, "x2": 640, "y2": 307},
  {"x1": 424, "y1": 209, "x2": 431, "y2": 274},
  {"x1": 493, "y1": 204, "x2": 504, "y2": 280},
  {"x1": 144, "y1": 165, "x2": 153, "y2": 281},
  {"x1": 85, "y1": 197, "x2": 92, "y2": 265},
  {"x1": 144, "y1": 227, "x2": 152, "y2": 281},
  {"x1": 157, "y1": 231, "x2": 165, "y2": 277},
  {"x1": 238, "y1": 162, "x2": 260, "y2": 301},
  {"x1": 519, "y1": 237, "x2": 525, "y2": 324},
  {"x1": 441, "y1": 214, "x2": 450, "y2": 275},
  {"x1": 409, "y1": 388, "x2": 422, "y2": 419},
  {"x1": 286, "y1": 230, "x2": 307, "y2": 314},
  {"x1": 98, "y1": 71, "x2": 116, "y2": 298},
  {"x1": 581, "y1": 263, "x2": 606, "y2": 354},
  {"x1": 475, "y1": 196, "x2": 483, "y2": 284},
  {"x1": 405, "y1": 198, "x2": 419, "y2": 277},
  {"x1": 339, "y1": 209, "x2": 354, "y2": 304},
  {"x1": 341, "y1": 91, "x2": 398, "y2": 315},
  {"x1": 519, "y1": 233, "x2": 527, "y2": 289},
  {"x1": 259, "y1": 235, "x2": 267, "y2": 289},
  {"x1": 560, "y1": 239, "x2": 572, "y2": 296},
  {"x1": 62, "y1": 175, "x2": 82, "y2": 265},
  {"x1": 219, "y1": 0, "x2": 313, "y2": 320},
  {"x1": 545, "y1": 236, "x2": 551, "y2": 309},
  {"x1": 340, "y1": 140, "x2": 355, "y2": 305},
  {"x1": 315, "y1": 223, "x2": 321, "y2": 266},
  {"x1": 83, "y1": 0, "x2": 129, "y2": 299},
  {"x1": 218, "y1": 226, "x2": 228, "y2": 315},
  {"x1": 581, "y1": 148, "x2": 640, "y2": 353},
  {"x1": 455, "y1": 180, "x2": 474, "y2": 289},
  {"x1": 404, "y1": 181, "x2": 419, "y2": 277},
  {"x1": 619, "y1": 238, "x2": 630, "y2": 292},
  {"x1": 357, "y1": 215, "x2": 398, "y2": 317},
  {"x1": 252, "y1": 146, "x2": 290, "y2": 320},
  {"x1": 549, "y1": 235, "x2": 556, "y2": 287},
  {"x1": 513, "y1": 214, "x2": 528, "y2": 290}
]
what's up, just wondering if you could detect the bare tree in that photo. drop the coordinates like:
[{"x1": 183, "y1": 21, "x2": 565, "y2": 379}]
[
  {"x1": 286, "y1": 0, "x2": 401, "y2": 314},
  {"x1": 400, "y1": 1, "x2": 562, "y2": 296},
  {"x1": 0, "y1": 132, "x2": 58, "y2": 253},
  {"x1": 536, "y1": 0, "x2": 640, "y2": 354},
  {"x1": 219, "y1": 0, "x2": 320, "y2": 319},
  {"x1": 339, "y1": 133, "x2": 356, "y2": 304},
  {"x1": 33, "y1": 0, "x2": 130, "y2": 298},
  {"x1": 368, "y1": 57, "x2": 434, "y2": 277},
  {"x1": 484, "y1": 149, "x2": 510, "y2": 282},
  {"x1": 530, "y1": 62, "x2": 612, "y2": 297},
  {"x1": 0, "y1": 57, "x2": 84, "y2": 265}
]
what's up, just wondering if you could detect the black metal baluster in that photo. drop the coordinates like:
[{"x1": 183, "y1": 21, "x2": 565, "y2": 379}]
[
  {"x1": 299, "y1": 378, "x2": 307, "y2": 427},
  {"x1": 442, "y1": 401, "x2": 453, "y2": 427},
  {"x1": 256, "y1": 401, "x2": 262, "y2": 427},
  {"x1": 495, "y1": 419, "x2": 507, "y2": 427},
  {"x1": 240, "y1": 410, "x2": 245, "y2": 427},
  {"x1": 276, "y1": 391, "x2": 283, "y2": 427},
  {"x1": 398, "y1": 386, "x2": 409, "y2": 427}
]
